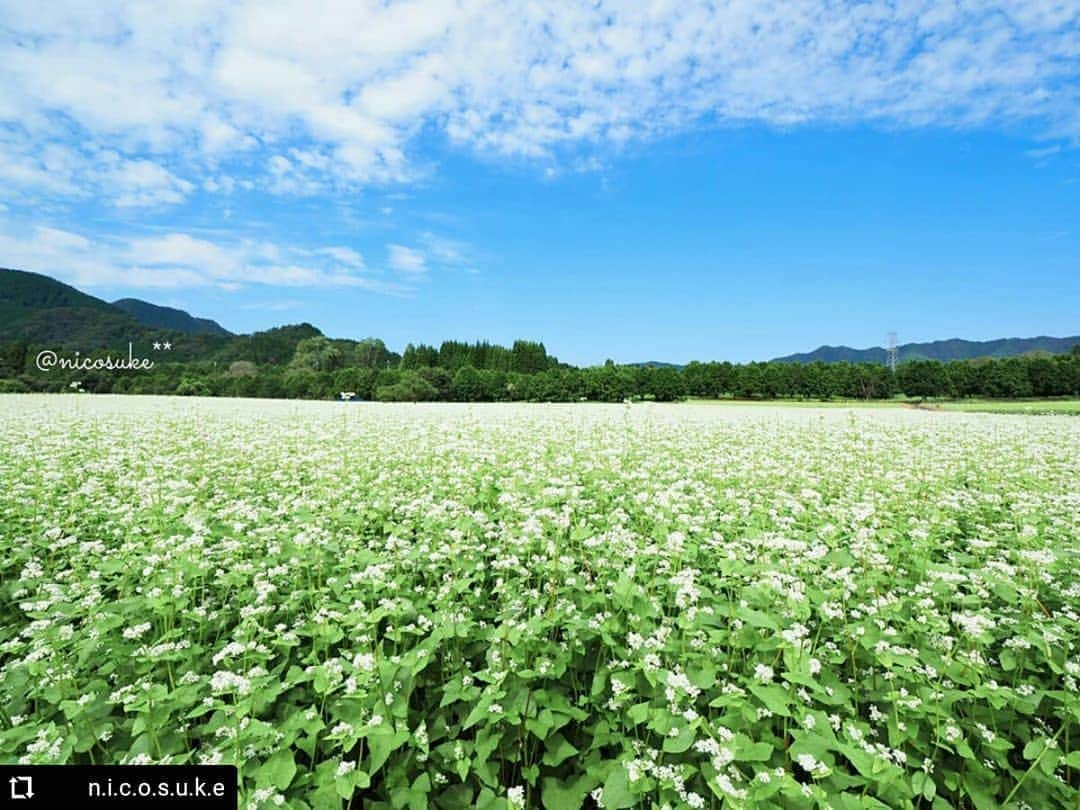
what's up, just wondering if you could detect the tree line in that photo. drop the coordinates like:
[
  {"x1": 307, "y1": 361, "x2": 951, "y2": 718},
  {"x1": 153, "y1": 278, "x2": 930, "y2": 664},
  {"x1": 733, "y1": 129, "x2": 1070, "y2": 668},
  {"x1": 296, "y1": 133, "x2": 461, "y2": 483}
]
[{"x1": 1, "y1": 334, "x2": 1078, "y2": 401}]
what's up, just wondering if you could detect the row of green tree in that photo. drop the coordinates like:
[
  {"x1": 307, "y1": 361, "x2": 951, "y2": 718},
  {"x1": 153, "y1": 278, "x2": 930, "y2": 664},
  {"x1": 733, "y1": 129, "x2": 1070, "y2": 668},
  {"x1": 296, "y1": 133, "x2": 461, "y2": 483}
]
[
  {"x1": 2, "y1": 336, "x2": 1078, "y2": 400},
  {"x1": 280, "y1": 335, "x2": 557, "y2": 375}
]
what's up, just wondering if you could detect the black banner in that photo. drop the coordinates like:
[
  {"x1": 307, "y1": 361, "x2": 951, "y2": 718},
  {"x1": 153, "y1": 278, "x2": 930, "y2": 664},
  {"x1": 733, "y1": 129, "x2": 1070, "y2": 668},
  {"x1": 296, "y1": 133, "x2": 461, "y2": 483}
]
[{"x1": 0, "y1": 766, "x2": 237, "y2": 808}]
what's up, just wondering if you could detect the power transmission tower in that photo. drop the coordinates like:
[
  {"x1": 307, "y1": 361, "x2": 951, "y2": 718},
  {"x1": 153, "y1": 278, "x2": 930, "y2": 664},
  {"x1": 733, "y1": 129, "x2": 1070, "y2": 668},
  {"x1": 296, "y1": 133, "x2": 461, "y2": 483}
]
[{"x1": 886, "y1": 332, "x2": 899, "y2": 373}]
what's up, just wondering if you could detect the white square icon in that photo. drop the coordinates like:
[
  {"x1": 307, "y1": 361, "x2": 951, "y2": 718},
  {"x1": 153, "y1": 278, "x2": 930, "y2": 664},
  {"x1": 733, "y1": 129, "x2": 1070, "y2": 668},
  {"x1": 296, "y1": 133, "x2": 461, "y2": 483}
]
[{"x1": 9, "y1": 775, "x2": 34, "y2": 800}]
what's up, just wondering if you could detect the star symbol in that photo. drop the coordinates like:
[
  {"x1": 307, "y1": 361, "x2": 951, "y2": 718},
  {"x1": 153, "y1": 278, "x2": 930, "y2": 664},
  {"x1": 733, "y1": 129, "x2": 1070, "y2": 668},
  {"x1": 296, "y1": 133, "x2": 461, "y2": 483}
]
[
  {"x1": 163, "y1": 341, "x2": 172, "y2": 351},
  {"x1": 153, "y1": 341, "x2": 161, "y2": 350}
]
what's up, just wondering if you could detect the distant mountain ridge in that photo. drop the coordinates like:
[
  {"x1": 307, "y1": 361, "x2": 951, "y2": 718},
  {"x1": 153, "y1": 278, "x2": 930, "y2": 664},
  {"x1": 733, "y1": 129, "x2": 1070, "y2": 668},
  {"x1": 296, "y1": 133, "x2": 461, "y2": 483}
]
[
  {"x1": 773, "y1": 335, "x2": 1080, "y2": 364},
  {"x1": 0, "y1": 268, "x2": 241, "y2": 359},
  {"x1": 113, "y1": 297, "x2": 231, "y2": 336},
  {"x1": 628, "y1": 361, "x2": 685, "y2": 370},
  {"x1": 3, "y1": 267, "x2": 1077, "y2": 367}
]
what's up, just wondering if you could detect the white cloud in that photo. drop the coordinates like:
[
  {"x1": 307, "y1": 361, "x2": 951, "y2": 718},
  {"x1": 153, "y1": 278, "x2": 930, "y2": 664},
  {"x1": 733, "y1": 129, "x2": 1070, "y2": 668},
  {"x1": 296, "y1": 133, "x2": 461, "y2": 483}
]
[
  {"x1": 107, "y1": 158, "x2": 194, "y2": 208},
  {"x1": 316, "y1": 246, "x2": 365, "y2": 268},
  {"x1": 1026, "y1": 144, "x2": 1062, "y2": 159},
  {"x1": 384, "y1": 233, "x2": 479, "y2": 276},
  {"x1": 0, "y1": 223, "x2": 406, "y2": 294},
  {"x1": 387, "y1": 243, "x2": 427, "y2": 274},
  {"x1": 0, "y1": 0, "x2": 1078, "y2": 204},
  {"x1": 240, "y1": 299, "x2": 302, "y2": 312},
  {"x1": 419, "y1": 231, "x2": 479, "y2": 273},
  {"x1": 0, "y1": 136, "x2": 195, "y2": 208}
]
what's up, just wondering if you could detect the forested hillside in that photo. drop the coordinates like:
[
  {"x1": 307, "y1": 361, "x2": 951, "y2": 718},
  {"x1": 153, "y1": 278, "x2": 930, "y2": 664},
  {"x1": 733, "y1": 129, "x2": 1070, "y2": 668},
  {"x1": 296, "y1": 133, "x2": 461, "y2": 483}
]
[{"x1": 2, "y1": 267, "x2": 1078, "y2": 401}]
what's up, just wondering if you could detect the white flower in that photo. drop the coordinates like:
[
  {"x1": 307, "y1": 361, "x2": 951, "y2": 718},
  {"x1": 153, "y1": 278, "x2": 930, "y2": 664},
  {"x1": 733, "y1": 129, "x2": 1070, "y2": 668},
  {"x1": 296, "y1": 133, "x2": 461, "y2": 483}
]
[
  {"x1": 336, "y1": 760, "x2": 356, "y2": 778},
  {"x1": 353, "y1": 652, "x2": 375, "y2": 672},
  {"x1": 122, "y1": 622, "x2": 152, "y2": 641},
  {"x1": 210, "y1": 671, "x2": 252, "y2": 695}
]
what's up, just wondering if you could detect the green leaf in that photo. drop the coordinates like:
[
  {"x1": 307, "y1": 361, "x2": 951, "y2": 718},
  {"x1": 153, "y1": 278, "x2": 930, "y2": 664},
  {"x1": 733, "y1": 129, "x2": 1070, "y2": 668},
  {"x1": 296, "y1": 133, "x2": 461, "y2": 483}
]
[
  {"x1": 541, "y1": 775, "x2": 599, "y2": 810},
  {"x1": 922, "y1": 776, "x2": 936, "y2": 801},
  {"x1": 258, "y1": 749, "x2": 297, "y2": 791},
  {"x1": 474, "y1": 788, "x2": 504, "y2": 810},
  {"x1": 749, "y1": 684, "x2": 792, "y2": 717},
  {"x1": 476, "y1": 727, "x2": 503, "y2": 764},
  {"x1": 526, "y1": 708, "x2": 556, "y2": 739},
  {"x1": 542, "y1": 733, "x2": 579, "y2": 767},
  {"x1": 963, "y1": 777, "x2": 1000, "y2": 810},
  {"x1": 737, "y1": 741, "x2": 773, "y2": 762},
  {"x1": 662, "y1": 725, "x2": 695, "y2": 754},
  {"x1": 737, "y1": 606, "x2": 779, "y2": 630},
  {"x1": 463, "y1": 697, "x2": 496, "y2": 730},
  {"x1": 335, "y1": 776, "x2": 355, "y2": 800},
  {"x1": 438, "y1": 785, "x2": 475, "y2": 807},
  {"x1": 601, "y1": 765, "x2": 636, "y2": 810},
  {"x1": 368, "y1": 725, "x2": 410, "y2": 775},
  {"x1": 407, "y1": 773, "x2": 432, "y2": 810},
  {"x1": 626, "y1": 702, "x2": 649, "y2": 726},
  {"x1": 1022, "y1": 738, "x2": 1045, "y2": 760},
  {"x1": 309, "y1": 785, "x2": 340, "y2": 810},
  {"x1": 1038, "y1": 748, "x2": 1061, "y2": 775}
]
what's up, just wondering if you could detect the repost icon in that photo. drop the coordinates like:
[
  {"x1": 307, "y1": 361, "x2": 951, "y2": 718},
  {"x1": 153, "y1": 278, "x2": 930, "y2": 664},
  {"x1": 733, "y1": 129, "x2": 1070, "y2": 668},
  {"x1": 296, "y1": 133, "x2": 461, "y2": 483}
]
[{"x1": 9, "y1": 775, "x2": 33, "y2": 799}]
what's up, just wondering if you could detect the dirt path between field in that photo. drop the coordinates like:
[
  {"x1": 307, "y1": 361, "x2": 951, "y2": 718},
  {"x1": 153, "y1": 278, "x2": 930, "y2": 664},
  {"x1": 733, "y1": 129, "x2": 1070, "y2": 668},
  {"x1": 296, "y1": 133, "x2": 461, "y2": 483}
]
[{"x1": 901, "y1": 401, "x2": 943, "y2": 411}]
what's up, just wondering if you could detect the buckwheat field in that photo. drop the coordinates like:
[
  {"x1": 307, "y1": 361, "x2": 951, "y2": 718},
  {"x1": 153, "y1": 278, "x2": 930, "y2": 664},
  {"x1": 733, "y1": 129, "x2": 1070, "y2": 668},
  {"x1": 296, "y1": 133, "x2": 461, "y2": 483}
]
[{"x1": 1, "y1": 395, "x2": 1077, "y2": 809}]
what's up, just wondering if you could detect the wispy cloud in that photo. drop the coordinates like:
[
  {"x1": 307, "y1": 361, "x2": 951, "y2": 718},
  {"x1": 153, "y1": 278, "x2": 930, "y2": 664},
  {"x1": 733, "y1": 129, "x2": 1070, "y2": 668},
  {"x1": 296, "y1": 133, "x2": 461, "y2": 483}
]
[
  {"x1": 420, "y1": 231, "x2": 480, "y2": 274},
  {"x1": 1, "y1": 1, "x2": 1077, "y2": 208},
  {"x1": 240, "y1": 299, "x2": 304, "y2": 312},
  {"x1": 0, "y1": 223, "x2": 407, "y2": 294},
  {"x1": 315, "y1": 246, "x2": 365, "y2": 269},
  {"x1": 1026, "y1": 144, "x2": 1062, "y2": 160},
  {"x1": 387, "y1": 243, "x2": 427, "y2": 274}
]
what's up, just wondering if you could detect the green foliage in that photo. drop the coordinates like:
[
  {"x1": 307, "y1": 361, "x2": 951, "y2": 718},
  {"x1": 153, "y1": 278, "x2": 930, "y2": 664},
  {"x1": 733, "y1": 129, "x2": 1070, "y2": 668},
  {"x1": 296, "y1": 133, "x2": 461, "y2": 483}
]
[
  {"x1": 176, "y1": 376, "x2": 212, "y2": 397},
  {"x1": 291, "y1": 337, "x2": 344, "y2": 372},
  {"x1": 896, "y1": 360, "x2": 955, "y2": 399},
  {"x1": 7, "y1": 345, "x2": 1080, "y2": 403},
  {"x1": 643, "y1": 366, "x2": 686, "y2": 402},
  {"x1": 451, "y1": 365, "x2": 487, "y2": 402},
  {"x1": 0, "y1": 400, "x2": 1076, "y2": 809},
  {"x1": 218, "y1": 324, "x2": 324, "y2": 366},
  {"x1": 376, "y1": 371, "x2": 440, "y2": 401}
]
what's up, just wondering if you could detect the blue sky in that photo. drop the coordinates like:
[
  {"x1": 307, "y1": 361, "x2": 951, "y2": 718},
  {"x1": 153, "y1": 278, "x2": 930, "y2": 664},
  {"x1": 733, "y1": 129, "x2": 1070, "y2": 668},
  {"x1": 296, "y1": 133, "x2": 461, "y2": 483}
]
[{"x1": 1, "y1": 2, "x2": 1078, "y2": 365}]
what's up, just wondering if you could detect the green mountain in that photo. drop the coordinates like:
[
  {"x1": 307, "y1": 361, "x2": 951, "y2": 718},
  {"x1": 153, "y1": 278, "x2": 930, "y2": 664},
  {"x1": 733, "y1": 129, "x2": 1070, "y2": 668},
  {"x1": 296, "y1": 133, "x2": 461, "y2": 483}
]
[
  {"x1": 113, "y1": 298, "x2": 232, "y2": 336},
  {"x1": 0, "y1": 268, "x2": 143, "y2": 347},
  {"x1": 0, "y1": 267, "x2": 323, "y2": 365},
  {"x1": 773, "y1": 335, "x2": 1080, "y2": 364},
  {"x1": 0, "y1": 267, "x2": 117, "y2": 322}
]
